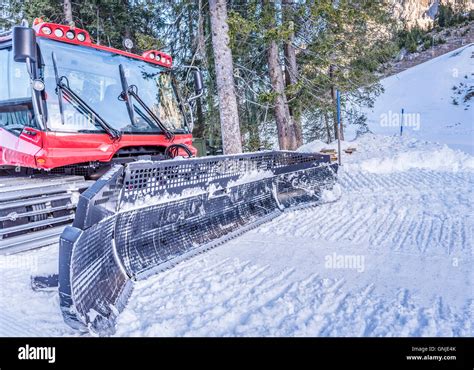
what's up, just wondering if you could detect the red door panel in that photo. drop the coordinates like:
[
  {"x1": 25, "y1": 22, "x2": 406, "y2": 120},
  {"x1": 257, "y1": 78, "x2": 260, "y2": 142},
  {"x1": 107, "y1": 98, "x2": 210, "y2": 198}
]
[{"x1": 0, "y1": 127, "x2": 42, "y2": 168}]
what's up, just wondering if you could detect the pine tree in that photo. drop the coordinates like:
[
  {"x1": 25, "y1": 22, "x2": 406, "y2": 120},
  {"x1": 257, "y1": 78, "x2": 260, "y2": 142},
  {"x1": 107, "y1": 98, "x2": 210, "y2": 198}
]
[
  {"x1": 262, "y1": 0, "x2": 296, "y2": 150},
  {"x1": 209, "y1": 0, "x2": 242, "y2": 154},
  {"x1": 4, "y1": 0, "x2": 399, "y2": 150},
  {"x1": 282, "y1": 0, "x2": 302, "y2": 147},
  {"x1": 296, "y1": 0, "x2": 396, "y2": 143}
]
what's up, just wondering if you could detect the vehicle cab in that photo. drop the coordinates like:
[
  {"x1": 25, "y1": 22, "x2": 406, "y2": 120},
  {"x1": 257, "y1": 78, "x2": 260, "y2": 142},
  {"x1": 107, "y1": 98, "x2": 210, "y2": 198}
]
[{"x1": 0, "y1": 19, "x2": 200, "y2": 173}]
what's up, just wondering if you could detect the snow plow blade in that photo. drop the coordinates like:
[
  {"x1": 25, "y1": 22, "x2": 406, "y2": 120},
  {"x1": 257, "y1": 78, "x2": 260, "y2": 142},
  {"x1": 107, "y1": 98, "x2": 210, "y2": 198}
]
[{"x1": 59, "y1": 151, "x2": 337, "y2": 334}]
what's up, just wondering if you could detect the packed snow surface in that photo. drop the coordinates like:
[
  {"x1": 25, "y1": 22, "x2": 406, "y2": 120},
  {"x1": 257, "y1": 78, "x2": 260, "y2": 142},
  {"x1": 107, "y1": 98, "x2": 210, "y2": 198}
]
[
  {"x1": 0, "y1": 135, "x2": 471, "y2": 337},
  {"x1": 0, "y1": 45, "x2": 472, "y2": 337},
  {"x1": 112, "y1": 135, "x2": 472, "y2": 337}
]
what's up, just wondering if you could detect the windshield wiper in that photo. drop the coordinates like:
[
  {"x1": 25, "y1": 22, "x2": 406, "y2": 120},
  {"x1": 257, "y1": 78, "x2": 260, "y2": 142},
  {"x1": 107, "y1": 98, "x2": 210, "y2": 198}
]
[
  {"x1": 51, "y1": 52, "x2": 65, "y2": 126},
  {"x1": 118, "y1": 64, "x2": 136, "y2": 129},
  {"x1": 51, "y1": 52, "x2": 121, "y2": 140},
  {"x1": 118, "y1": 65, "x2": 174, "y2": 140}
]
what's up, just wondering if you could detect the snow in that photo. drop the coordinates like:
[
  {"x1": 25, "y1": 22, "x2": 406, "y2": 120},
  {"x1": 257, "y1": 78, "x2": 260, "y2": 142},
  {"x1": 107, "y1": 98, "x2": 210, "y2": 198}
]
[
  {"x1": 341, "y1": 136, "x2": 474, "y2": 173},
  {"x1": 111, "y1": 135, "x2": 472, "y2": 336},
  {"x1": 0, "y1": 45, "x2": 472, "y2": 337},
  {"x1": 120, "y1": 187, "x2": 207, "y2": 212},
  {"x1": 299, "y1": 139, "x2": 357, "y2": 153},
  {"x1": 347, "y1": 44, "x2": 474, "y2": 154},
  {"x1": 120, "y1": 169, "x2": 273, "y2": 211},
  {"x1": 0, "y1": 245, "x2": 79, "y2": 337}
]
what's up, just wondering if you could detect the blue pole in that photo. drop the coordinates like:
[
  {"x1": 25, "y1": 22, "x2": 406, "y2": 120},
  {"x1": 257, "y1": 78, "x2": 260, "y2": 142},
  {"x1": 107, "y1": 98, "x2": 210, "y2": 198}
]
[
  {"x1": 400, "y1": 108, "x2": 404, "y2": 136},
  {"x1": 336, "y1": 90, "x2": 341, "y2": 129},
  {"x1": 336, "y1": 90, "x2": 341, "y2": 165}
]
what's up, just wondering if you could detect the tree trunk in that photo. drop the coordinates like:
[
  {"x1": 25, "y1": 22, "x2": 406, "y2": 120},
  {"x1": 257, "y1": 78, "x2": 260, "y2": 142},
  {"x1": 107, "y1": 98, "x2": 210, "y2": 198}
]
[
  {"x1": 324, "y1": 111, "x2": 332, "y2": 143},
  {"x1": 282, "y1": 0, "x2": 303, "y2": 148},
  {"x1": 193, "y1": 0, "x2": 206, "y2": 138},
  {"x1": 267, "y1": 40, "x2": 296, "y2": 150},
  {"x1": 247, "y1": 80, "x2": 261, "y2": 150},
  {"x1": 196, "y1": 0, "x2": 207, "y2": 67},
  {"x1": 209, "y1": 0, "x2": 242, "y2": 154},
  {"x1": 264, "y1": 0, "x2": 296, "y2": 150},
  {"x1": 283, "y1": 43, "x2": 303, "y2": 148},
  {"x1": 63, "y1": 0, "x2": 74, "y2": 27},
  {"x1": 123, "y1": 0, "x2": 131, "y2": 45},
  {"x1": 329, "y1": 64, "x2": 338, "y2": 141}
]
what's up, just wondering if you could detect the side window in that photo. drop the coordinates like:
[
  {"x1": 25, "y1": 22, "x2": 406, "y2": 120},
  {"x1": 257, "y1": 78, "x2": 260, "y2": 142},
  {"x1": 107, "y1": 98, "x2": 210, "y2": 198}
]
[
  {"x1": 0, "y1": 48, "x2": 9, "y2": 100},
  {"x1": 10, "y1": 58, "x2": 31, "y2": 99},
  {"x1": 0, "y1": 47, "x2": 35, "y2": 135}
]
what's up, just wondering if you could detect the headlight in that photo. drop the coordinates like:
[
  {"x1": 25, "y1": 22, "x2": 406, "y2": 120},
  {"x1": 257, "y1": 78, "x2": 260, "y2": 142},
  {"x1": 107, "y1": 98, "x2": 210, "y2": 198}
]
[
  {"x1": 66, "y1": 30, "x2": 75, "y2": 40},
  {"x1": 54, "y1": 28, "x2": 64, "y2": 37},
  {"x1": 31, "y1": 79, "x2": 45, "y2": 92},
  {"x1": 41, "y1": 26, "x2": 52, "y2": 35}
]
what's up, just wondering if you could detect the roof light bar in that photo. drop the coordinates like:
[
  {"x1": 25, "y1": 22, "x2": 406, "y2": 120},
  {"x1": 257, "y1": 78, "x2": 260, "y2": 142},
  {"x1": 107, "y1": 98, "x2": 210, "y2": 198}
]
[
  {"x1": 33, "y1": 21, "x2": 92, "y2": 44},
  {"x1": 142, "y1": 50, "x2": 173, "y2": 68},
  {"x1": 32, "y1": 19, "x2": 173, "y2": 68}
]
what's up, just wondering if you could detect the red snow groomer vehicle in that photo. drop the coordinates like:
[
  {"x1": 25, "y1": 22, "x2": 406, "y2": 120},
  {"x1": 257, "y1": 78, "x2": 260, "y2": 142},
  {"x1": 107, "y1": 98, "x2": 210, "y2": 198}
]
[
  {"x1": 0, "y1": 20, "x2": 337, "y2": 335},
  {"x1": 0, "y1": 19, "x2": 197, "y2": 252}
]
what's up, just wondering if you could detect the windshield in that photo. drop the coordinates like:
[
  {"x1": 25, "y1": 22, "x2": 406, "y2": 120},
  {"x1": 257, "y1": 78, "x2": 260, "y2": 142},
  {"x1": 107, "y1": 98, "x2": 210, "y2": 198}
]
[{"x1": 38, "y1": 38, "x2": 188, "y2": 134}]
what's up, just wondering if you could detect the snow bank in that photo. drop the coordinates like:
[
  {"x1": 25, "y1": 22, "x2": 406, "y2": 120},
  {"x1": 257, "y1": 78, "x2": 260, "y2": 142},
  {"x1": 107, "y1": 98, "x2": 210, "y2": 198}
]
[
  {"x1": 355, "y1": 145, "x2": 474, "y2": 173},
  {"x1": 300, "y1": 133, "x2": 474, "y2": 173}
]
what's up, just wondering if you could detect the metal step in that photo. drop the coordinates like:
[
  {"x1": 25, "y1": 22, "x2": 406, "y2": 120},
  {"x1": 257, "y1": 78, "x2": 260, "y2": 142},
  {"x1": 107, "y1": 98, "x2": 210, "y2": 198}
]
[
  {"x1": 0, "y1": 181, "x2": 92, "y2": 202},
  {"x1": 0, "y1": 175, "x2": 94, "y2": 254},
  {"x1": 0, "y1": 193, "x2": 72, "y2": 211},
  {"x1": 0, "y1": 225, "x2": 67, "y2": 255},
  {"x1": 0, "y1": 176, "x2": 86, "y2": 192},
  {"x1": 0, "y1": 214, "x2": 75, "y2": 236}
]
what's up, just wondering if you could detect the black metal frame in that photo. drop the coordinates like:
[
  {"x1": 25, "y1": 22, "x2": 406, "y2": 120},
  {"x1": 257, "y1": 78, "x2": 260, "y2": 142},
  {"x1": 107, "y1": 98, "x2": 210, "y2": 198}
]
[{"x1": 59, "y1": 151, "x2": 338, "y2": 335}]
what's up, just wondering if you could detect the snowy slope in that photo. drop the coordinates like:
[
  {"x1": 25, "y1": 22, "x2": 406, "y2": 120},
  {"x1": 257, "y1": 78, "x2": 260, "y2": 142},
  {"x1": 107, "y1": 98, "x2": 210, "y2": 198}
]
[{"x1": 349, "y1": 44, "x2": 473, "y2": 154}]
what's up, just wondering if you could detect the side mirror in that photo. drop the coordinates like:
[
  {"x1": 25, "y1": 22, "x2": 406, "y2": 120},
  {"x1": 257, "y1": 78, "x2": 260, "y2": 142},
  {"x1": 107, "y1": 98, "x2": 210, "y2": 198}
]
[
  {"x1": 193, "y1": 70, "x2": 203, "y2": 94},
  {"x1": 13, "y1": 26, "x2": 37, "y2": 63}
]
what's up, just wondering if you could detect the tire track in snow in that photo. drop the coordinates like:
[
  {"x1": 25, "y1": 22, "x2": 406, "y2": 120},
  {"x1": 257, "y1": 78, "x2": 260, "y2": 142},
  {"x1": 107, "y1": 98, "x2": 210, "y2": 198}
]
[
  {"x1": 115, "y1": 162, "x2": 472, "y2": 336},
  {"x1": 122, "y1": 253, "x2": 471, "y2": 337},
  {"x1": 0, "y1": 310, "x2": 44, "y2": 337},
  {"x1": 368, "y1": 204, "x2": 398, "y2": 248},
  {"x1": 257, "y1": 169, "x2": 472, "y2": 256}
]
